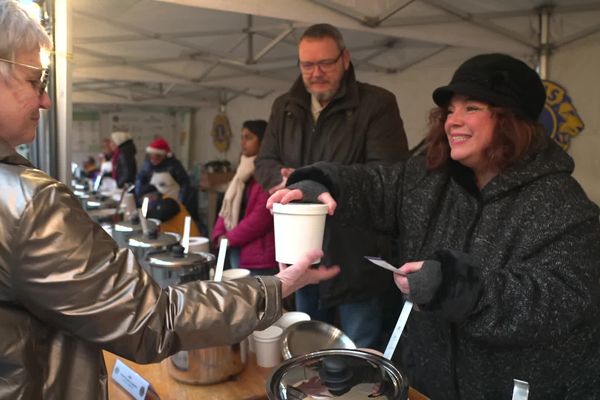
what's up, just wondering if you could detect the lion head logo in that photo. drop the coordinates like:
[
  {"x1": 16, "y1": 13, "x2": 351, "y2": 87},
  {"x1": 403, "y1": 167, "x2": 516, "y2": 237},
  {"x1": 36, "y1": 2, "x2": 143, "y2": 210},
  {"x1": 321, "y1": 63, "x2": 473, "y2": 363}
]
[{"x1": 540, "y1": 80, "x2": 584, "y2": 150}]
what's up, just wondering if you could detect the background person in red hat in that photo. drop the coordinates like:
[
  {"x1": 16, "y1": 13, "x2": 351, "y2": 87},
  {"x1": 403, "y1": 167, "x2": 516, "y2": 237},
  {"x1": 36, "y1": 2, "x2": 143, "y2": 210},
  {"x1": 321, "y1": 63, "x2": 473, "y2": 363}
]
[{"x1": 135, "y1": 136, "x2": 201, "y2": 228}]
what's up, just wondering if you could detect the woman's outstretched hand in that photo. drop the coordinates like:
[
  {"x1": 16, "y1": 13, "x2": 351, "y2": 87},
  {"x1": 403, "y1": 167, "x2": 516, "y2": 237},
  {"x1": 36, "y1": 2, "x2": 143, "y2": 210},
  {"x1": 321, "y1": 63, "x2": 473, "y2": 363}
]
[{"x1": 277, "y1": 249, "x2": 340, "y2": 298}]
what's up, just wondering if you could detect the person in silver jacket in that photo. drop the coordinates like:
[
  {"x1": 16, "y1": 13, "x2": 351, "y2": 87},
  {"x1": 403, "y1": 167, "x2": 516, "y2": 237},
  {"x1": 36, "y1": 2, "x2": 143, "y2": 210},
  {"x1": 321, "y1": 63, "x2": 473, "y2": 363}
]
[{"x1": 0, "y1": 1, "x2": 339, "y2": 399}]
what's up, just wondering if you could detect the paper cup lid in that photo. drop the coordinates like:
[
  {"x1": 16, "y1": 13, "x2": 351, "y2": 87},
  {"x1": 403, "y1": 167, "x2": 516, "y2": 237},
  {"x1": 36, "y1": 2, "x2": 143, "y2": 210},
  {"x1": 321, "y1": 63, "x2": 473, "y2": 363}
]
[
  {"x1": 222, "y1": 268, "x2": 251, "y2": 280},
  {"x1": 273, "y1": 203, "x2": 328, "y2": 215},
  {"x1": 253, "y1": 325, "x2": 283, "y2": 340}
]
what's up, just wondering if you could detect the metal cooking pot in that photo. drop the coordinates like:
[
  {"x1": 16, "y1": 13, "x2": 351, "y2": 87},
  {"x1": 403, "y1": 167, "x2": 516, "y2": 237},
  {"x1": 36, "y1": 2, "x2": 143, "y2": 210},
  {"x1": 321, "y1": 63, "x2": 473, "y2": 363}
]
[
  {"x1": 84, "y1": 195, "x2": 117, "y2": 211},
  {"x1": 267, "y1": 349, "x2": 408, "y2": 400},
  {"x1": 146, "y1": 245, "x2": 214, "y2": 288},
  {"x1": 168, "y1": 341, "x2": 248, "y2": 385},
  {"x1": 113, "y1": 217, "x2": 158, "y2": 248},
  {"x1": 87, "y1": 207, "x2": 122, "y2": 224},
  {"x1": 127, "y1": 230, "x2": 179, "y2": 273},
  {"x1": 152, "y1": 246, "x2": 247, "y2": 385}
]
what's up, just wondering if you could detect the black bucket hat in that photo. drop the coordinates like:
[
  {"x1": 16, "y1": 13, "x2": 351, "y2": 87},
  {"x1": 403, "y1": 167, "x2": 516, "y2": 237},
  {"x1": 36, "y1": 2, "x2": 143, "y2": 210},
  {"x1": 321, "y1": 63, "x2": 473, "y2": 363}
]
[{"x1": 432, "y1": 53, "x2": 546, "y2": 121}]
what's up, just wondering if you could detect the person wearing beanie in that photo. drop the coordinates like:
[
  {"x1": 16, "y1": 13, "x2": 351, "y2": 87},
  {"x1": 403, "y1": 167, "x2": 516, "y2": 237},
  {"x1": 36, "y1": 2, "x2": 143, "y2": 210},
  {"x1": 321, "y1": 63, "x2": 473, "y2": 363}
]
[
  {"x1": 211, "y1": 119, "x2": 279, "y2": 275},
  {"x1": 135, "y1": 136, "x2": 201, "y2": 228},
  {"x1": 110, "y1": 131, "x2": 137, "y2": 188},
  {"x1": 269, "y1": 53, "x2": 600, "y2": 399}
]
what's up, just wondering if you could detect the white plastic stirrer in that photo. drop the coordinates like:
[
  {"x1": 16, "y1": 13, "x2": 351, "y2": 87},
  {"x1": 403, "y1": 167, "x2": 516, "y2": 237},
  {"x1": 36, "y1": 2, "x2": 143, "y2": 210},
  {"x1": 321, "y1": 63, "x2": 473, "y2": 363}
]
[
  {"x1": 365, "y1": 256, "x2": 413, "y2": 360},
  {"x1": 181, "y1": 216, "x2": 191, "y2": 254},
  {"x1": 139, "y1": 197, "x2": 150, "y2": 235},
  {"x1": 213, "y1": 238, "x2": 228, "y2": 282},
  {"x1": 383, "y1": 299, "x2": 413, "y2": 360}
]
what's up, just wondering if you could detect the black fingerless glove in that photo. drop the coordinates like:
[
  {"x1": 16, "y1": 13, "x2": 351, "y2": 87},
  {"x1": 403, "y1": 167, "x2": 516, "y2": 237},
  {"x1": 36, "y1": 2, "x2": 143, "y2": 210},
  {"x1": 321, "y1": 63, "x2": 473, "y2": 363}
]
[{"x1": 287, "y1": 180, "x2": 329, "y2": 203}]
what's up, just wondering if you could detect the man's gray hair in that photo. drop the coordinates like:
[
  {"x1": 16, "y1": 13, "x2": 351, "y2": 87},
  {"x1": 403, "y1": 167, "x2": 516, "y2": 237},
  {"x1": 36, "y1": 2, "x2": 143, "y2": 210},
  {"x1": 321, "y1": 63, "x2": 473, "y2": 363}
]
[
  {"x1": 299, "y1": 23, "x2": 346, "y2": 51},
  {"x1": 0, "y1": 0, "x2": 52, "y2": 79}
]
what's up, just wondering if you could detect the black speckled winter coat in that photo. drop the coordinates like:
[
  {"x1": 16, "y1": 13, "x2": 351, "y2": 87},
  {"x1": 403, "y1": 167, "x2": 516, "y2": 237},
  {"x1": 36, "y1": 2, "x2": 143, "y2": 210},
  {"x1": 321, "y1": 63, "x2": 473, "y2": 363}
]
[{"x1": 289, "y1": 139, "x2": 600, "y2": 399}]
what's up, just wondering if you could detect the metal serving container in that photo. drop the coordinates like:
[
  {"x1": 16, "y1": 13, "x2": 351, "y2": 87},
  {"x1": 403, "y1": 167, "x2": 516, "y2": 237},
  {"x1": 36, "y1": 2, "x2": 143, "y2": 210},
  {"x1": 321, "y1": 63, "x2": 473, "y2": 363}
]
[
  {"x1": 147, "y1": 246, "x2": 248, "y2": 385},
  {"x1": 146, "y1": 245, "x2": 215, "y2": 288},
  {"x1": 127, "y1": 230, "x2": 180, "y2": 272},
  {"x1": 168, "y1": 341, "x2": 248, "y2": 385},
  {"x1": 84, "y1": 195, "x2": 117, "y2": 211},
  {"x1": 113, "y1": 217, "x2": 158, "y2": 248},
  {"x1": 87, "y1": 207, "x2": 122, "y2": 224},
  {"x1": 267, "y1": 349, "x2": 409, "y2": 400}
]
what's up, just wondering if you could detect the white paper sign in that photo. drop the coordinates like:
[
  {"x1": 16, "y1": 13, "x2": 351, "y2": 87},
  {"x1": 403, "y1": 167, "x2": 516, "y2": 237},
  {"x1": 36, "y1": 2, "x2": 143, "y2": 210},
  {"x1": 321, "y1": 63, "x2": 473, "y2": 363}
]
[{"x1": 111, "y1": 359, "x2": 150, "y2": 400}]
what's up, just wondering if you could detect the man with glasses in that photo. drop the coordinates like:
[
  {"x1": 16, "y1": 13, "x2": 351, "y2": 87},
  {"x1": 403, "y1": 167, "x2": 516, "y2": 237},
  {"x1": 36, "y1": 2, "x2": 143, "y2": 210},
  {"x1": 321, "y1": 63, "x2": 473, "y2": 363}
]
[
  {"x1": 0, "y1": 2, "x2": 339, "y2": 398},
  {"x1": 256, "y1": 23, "x2": 409, "y2": 349}
]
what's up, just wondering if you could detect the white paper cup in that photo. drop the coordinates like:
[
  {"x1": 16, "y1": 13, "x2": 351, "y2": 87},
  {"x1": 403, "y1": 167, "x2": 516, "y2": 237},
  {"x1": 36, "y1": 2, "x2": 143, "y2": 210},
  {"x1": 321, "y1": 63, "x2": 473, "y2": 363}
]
[
  {"x1": 274, "y1": 311, "x2": 311, "y2": 331},
  {"x1": 222, "y1": 268, "x2": 251, "y2": 280},
  {"x1": 272, "y1": 203, "x2": 328, "y2": 264},
  {"x1": 253, "y1": 325, "x2": 283, "y2": 368},
  {"x1": 188, "y1": 236, "x2": 210, "y2": 253}
]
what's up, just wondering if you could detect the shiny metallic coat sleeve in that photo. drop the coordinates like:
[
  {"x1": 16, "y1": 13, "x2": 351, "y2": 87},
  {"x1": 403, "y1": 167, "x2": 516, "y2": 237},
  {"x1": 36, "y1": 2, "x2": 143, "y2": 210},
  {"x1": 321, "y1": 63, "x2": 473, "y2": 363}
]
[{"x1": 11, "y1": 171, "x2": 282, "y2": 364}]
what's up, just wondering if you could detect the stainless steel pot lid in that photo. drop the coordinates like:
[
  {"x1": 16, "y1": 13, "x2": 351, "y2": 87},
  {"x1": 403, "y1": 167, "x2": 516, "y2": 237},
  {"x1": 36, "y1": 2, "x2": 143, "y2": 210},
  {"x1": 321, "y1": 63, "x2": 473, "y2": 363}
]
[
  {"x1": 148, "y1": 245, "x2": 215, "y2": 269},
  {"x1": 267, "y1": 349, "x2": 408, "y2": 400},
  {"x1": 128, "y1": 231, "x2": 179, "y2": 248},
  {"x1": 281, "y1": 320, "x2": 356, "y2": 360},
  {"x1": 114, "y1": 218, "x2": 157, "y2": 232}
]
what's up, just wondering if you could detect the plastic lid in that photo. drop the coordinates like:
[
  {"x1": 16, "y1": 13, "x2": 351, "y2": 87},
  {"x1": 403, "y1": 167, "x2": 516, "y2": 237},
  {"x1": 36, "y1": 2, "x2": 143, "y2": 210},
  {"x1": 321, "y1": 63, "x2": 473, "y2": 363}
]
[{"x1": 272, "y1": 202, "x2": 328, "y2": 216}]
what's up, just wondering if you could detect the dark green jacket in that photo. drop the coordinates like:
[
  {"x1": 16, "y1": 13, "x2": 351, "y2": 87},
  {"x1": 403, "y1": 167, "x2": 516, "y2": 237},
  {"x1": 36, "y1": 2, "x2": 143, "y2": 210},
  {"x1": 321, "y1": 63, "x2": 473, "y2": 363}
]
[
  {"x1": 289, "y1": 139, "x2": 600, "y2": 399},
  {"x1": 256, "y1": 64, "x2": 409, "y2": 307}
]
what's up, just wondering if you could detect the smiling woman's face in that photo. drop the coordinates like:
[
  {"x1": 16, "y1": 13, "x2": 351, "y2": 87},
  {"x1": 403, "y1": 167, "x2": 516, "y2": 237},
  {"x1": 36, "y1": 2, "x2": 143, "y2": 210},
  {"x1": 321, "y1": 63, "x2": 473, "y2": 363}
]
[{"x1": 444, "y1": 94, "x2": 498, "y2": 186}]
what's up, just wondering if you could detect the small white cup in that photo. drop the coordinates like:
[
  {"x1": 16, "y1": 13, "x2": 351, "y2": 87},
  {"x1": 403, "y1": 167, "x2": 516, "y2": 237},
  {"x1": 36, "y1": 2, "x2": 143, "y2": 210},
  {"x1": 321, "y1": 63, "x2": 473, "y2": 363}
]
[
  {"x1": 274, "y1": 311, "x2": 311, "y2": 331},
  {"x1": 188, "y1": 236, "x2": 210, "y2": 253},
  {"x1": 253, "y1": 325, "x2": 283, "y2": 368},
  {"x1": 272, "y1": 203, "x2": 328, "y2": 264},
  {"x1": 222, "y1": 268, "x2": 251, "y2": 280}
]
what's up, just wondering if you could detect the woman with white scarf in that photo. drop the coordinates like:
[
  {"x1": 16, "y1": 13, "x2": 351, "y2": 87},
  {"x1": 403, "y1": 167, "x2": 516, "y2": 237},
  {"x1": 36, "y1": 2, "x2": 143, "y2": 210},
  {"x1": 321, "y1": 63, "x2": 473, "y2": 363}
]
[{"x1": 211, "y1": 120, "x2": 278, "y2": 274}]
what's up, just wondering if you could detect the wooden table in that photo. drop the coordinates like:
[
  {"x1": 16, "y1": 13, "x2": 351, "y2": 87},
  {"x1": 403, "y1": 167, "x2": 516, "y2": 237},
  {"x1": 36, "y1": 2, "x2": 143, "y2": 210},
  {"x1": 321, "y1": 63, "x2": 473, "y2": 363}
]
[
  {"x1": 104, "y1": 351, "x2": 271, "y2": 400},
  {"x1": 104, "y1": 351, "x2": 429, "y2": 400}
]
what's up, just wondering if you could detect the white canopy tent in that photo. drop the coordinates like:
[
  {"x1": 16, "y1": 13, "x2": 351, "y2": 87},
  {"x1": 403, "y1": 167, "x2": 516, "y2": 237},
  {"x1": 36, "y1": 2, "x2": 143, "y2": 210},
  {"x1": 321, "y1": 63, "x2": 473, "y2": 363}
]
[{"x1": 64, "y1": 0, "x2": 600, "y2": 203}]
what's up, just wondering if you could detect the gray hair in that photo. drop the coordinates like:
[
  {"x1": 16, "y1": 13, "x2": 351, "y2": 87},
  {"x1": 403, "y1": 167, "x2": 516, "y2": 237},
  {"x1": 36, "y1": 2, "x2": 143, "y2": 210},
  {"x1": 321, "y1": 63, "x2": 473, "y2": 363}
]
[
  {"x1": 299, "y1": 23, "x2": 346, "y2": 51},
  {"x1": 0, "y1": 0, "x2": 52, "y2": 79}
]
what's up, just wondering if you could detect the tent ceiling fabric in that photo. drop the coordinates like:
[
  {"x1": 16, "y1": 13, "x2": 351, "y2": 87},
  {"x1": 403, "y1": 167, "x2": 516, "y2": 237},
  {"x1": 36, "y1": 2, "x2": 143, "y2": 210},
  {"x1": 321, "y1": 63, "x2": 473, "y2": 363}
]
[{"x1": 72, "y1": 0, "x2": 600, "y2": 108}]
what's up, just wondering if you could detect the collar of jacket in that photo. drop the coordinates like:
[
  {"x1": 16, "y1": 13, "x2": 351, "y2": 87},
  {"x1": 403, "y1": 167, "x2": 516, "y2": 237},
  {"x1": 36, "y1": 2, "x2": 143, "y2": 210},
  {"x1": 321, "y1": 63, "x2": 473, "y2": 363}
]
[
  {"x1": 447, "y1": 138, "x2": 574, "y2": 201},
  {"x1": 0, "y1": 138, "x2": 34, "y2": 167},
  {"x1": 287, "y1": 62, "x2": 359, "y2": 113}
]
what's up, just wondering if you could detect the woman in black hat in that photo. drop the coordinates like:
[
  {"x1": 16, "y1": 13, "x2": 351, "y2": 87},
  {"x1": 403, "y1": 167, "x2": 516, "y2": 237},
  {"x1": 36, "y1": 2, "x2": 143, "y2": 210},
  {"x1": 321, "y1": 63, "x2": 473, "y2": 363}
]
[{"x1": 267, "y1": 53, "x2": 600, "y2": 399}]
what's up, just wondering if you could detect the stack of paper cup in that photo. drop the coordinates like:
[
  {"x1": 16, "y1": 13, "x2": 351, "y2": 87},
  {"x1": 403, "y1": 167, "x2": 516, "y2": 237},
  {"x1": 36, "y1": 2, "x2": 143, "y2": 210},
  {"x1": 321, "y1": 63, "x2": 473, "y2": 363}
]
[
  {"x1": 188, "y1": 236, "x2": 210, "y2": 253},
  {"x1": 252, "y1": 325, "x2": 283, "y2": 368},
  {"x1": 272, "y1": 203, "x2": 328, "y2": 264}
]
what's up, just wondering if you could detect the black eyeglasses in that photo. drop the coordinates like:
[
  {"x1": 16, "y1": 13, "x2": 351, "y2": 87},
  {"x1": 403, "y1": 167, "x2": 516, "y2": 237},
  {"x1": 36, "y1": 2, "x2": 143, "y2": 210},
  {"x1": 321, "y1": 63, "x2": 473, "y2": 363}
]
[
  {"x1": 0, "y1": 57, "x2": 49, "y2": 95},
  {"x1": 298, "y1": 49, "x2": 344, "y2": 73}
]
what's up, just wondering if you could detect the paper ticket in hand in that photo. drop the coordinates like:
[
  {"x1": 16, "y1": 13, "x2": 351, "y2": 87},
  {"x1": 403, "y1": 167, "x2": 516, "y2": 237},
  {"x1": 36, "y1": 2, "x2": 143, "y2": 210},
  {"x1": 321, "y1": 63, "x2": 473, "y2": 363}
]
[{"x1": 364, "y1": 256, "x2": 405, "y2": 275}]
